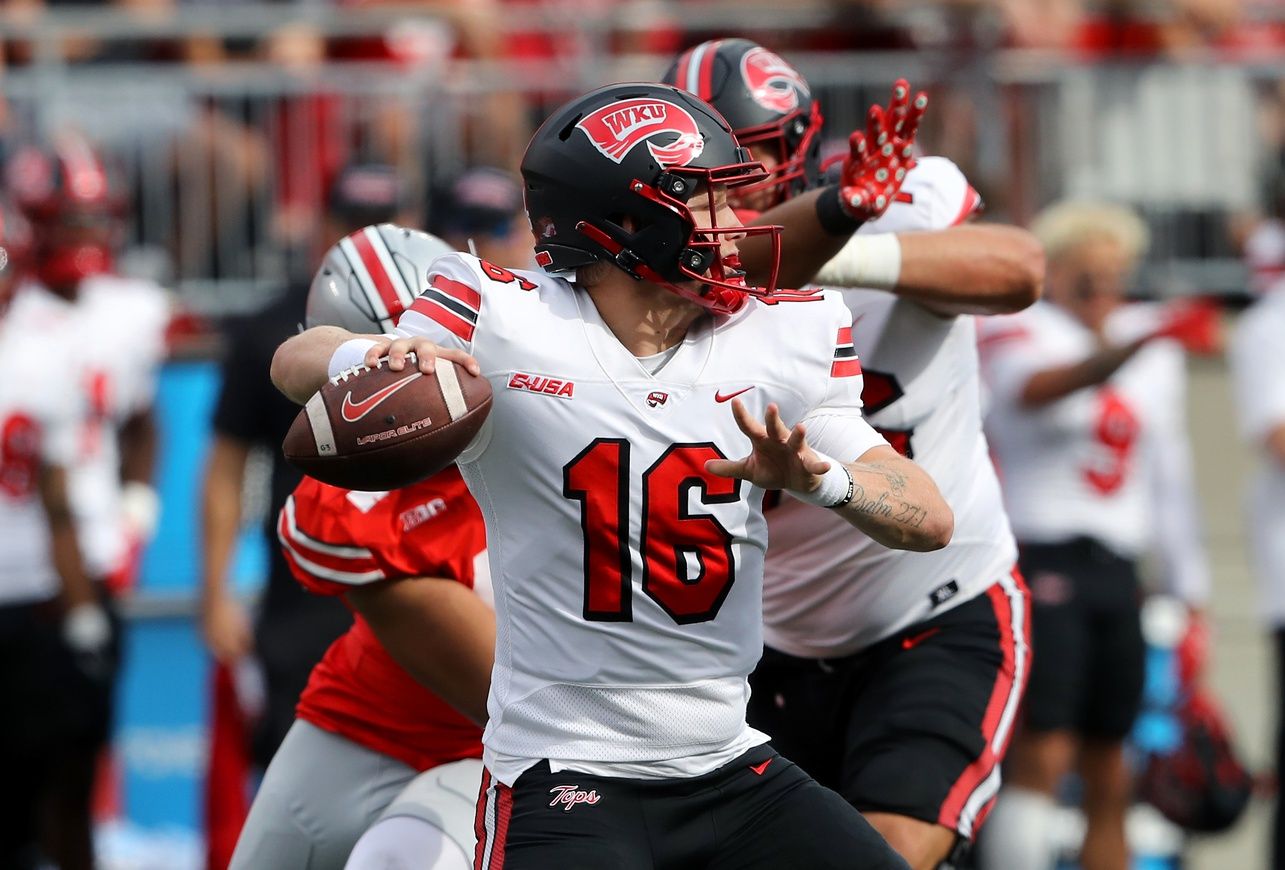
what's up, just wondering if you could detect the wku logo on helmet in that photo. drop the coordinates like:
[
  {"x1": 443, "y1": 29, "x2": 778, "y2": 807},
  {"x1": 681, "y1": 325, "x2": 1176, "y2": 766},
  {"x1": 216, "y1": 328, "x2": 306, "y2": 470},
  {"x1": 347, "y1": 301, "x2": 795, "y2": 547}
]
[
  {"x1": 740, "y1": 47, "x2": 810, "y2": 115},
  {"x1": 576, "y1": 98, "x2": 705, "y2": 166}
]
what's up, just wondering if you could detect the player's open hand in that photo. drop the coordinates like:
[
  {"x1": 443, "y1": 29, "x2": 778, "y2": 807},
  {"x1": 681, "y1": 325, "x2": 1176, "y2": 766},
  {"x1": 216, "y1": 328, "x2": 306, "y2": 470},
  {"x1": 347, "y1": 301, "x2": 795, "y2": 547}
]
[
  {"x1": 836, "y1": 79, "x2": 927, "y2": 223},
  {"x1": 705, "y1": 400, "x2": 832, "y2": 492},
  {"x1": 364, "y1": 336, "x2": 480, "y2": 377}
]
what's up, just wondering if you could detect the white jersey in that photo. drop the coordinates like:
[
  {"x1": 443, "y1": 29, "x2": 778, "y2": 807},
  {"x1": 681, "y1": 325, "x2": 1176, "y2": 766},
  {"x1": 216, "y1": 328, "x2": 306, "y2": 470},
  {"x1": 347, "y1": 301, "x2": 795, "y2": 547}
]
[
  {"x1": 0, "y1": 317, "x2": 86, "y2": 606},
  {"x1": 763, "y1": 157, "x2": 1017, "y2": 658},
  {"x1": 8, "y1": 276, "x2": 169, "y2": 578},
  {"x1": 1229, "y1": 291, "x2": 1285, "y2": 624},
  {"x1": 978, "y1": 301, "x2": 1210, "y2": 603},
  {"x1": 333, "y1": 253, "x2": 885, "y2": 786}
]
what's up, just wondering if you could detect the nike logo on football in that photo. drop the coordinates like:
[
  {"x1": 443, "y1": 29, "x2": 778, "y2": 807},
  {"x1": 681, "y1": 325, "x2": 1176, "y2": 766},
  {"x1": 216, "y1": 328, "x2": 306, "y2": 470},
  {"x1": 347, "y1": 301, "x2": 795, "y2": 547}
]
[
  {"x1": 749, "y1": 759, "x2": 773, "y2": 776},
  {"x1": 901, "y1": 627, "x2": 940, "y2": 650},
  {"x1": 340, "y1": 372, "x2": 423, "y2": 423},
  {"x1": 715, "y1": 386, "x2": 755, "y2": 403}
]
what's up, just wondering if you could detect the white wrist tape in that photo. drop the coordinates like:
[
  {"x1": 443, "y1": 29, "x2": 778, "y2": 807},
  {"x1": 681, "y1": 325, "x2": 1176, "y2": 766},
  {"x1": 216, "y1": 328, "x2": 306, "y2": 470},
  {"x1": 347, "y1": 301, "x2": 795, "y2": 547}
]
[
  {"x1": 788, "y1": 451, "x2": 855, "y2": 509},
  {"x1": 329, "y1": 338, "x2": 379, "y2": 378},
  {"x1": 64, "y1": 602, "x2": 111, "y2": 653},
  {"x1": 121, "y1": 481, "x2": 160, "y2": 539},
  {"x1": 814, "y1": 232, "x2": 902, "y2": 290}
]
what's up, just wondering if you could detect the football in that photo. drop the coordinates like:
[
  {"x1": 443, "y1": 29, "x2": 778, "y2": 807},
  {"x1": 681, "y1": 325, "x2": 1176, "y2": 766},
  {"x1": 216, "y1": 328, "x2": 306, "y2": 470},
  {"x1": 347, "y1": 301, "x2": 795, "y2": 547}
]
[{"x1": 283, "y1": 354, "x2": 491, "y2": 490}]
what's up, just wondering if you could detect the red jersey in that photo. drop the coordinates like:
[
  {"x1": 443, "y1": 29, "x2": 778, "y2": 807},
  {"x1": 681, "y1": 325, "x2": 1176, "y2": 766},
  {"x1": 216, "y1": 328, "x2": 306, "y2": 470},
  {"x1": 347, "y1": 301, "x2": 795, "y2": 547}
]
[{"x1": 277, "y1": 467, "x2": 488, "y2": 772}]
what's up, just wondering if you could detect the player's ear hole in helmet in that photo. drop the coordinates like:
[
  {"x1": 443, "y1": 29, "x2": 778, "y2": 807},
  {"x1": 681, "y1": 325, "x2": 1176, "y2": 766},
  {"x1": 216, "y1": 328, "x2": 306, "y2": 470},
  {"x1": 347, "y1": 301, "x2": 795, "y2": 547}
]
[
  {"x1": 662, "y1": 39, "x2": 823, "y2": 209},
  {"x1": 521, "y1": 82, "x2": 784, "y2": 316}
]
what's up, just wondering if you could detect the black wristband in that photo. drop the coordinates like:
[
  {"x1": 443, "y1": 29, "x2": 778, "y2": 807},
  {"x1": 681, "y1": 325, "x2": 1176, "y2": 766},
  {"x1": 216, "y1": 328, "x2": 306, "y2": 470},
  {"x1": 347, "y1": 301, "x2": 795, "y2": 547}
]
[
  {"x1": 827, "y1": 467, "x2": 856, "y2": 510},
  {"x1": 815, "y1": 185, "x2": 865, "y2": 237}
]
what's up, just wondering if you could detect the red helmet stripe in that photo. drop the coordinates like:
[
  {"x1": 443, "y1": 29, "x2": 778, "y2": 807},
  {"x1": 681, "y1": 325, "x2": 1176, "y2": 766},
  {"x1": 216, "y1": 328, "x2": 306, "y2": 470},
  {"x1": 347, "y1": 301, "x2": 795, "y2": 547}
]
[
  {"x1": 365, "y1": 226, "x2": 418, "y2": 310},
  {"x1": 697, "y1": 40, "x2": 722, "y2": 100},
  {"x1": 58, "y1": 134, "x2": 108, "y2": 204},
  {"x1": 344, "y1": 228, "x2": 402, "y2": 324},
  {"x1": 673, "y1": 47, "x2": 697, "y2": 94}
]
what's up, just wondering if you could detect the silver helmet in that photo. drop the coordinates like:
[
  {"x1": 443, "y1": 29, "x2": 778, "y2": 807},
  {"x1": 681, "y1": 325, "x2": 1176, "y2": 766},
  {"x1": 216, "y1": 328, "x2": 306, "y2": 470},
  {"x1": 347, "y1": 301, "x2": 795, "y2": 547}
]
[{"x1": 307, "y1": 223, "x2": 454, "y2": 333}]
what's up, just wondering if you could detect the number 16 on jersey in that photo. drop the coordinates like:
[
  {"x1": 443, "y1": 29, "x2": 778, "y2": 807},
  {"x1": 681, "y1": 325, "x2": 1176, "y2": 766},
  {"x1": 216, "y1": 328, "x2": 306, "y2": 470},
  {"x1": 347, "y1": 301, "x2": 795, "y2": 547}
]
[{"x1": 563, "y1": 438, "x2": 743, "y2": 626}]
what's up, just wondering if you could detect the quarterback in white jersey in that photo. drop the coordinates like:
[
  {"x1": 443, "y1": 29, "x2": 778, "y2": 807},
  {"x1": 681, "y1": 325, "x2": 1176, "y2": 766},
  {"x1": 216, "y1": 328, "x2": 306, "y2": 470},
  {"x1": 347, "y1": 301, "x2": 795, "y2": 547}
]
[
  {"x1": 666, "y1": 39, "x2": 1044, "y2": 868},
  {"x1": 1229, "y1": 286, "x2": 1285, "y2": 865},
  {"x1": 274, "y1": 83, "x2": 951, "y2": 869},
  {"x1": 974, "y1": 202, "x2": 1212, "y2": 870}
]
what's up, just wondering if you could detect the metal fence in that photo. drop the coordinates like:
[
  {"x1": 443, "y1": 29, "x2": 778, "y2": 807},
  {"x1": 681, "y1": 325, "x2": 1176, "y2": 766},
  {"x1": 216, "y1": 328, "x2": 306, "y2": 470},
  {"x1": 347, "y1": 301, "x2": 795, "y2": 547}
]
[{"x1": 4, "y1": 39, "x2": 1279, "y2": 311}]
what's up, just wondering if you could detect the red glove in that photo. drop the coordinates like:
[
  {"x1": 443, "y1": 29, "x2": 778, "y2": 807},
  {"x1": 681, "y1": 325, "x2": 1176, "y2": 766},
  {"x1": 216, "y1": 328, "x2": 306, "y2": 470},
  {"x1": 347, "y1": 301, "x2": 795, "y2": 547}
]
[
  {"x1": 836, "y1": 79, "x2": 928, "y2": 223},
  {"x1": 1176, "y1": 609, "x2": 1210, "y2": 688},
  {"x1": 1150, "y1": 299, "x2": 1221, "y2": 355}
]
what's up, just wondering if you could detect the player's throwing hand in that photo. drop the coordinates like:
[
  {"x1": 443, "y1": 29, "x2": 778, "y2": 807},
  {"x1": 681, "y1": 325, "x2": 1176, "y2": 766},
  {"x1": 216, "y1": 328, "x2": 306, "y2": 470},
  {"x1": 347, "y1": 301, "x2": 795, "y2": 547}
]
[
  {"x1": 363, "y1": 336, "x2": 480, "y2": 377},
  {"x1": 706, "y1": 400, "x2": 833, "y2": 493}
]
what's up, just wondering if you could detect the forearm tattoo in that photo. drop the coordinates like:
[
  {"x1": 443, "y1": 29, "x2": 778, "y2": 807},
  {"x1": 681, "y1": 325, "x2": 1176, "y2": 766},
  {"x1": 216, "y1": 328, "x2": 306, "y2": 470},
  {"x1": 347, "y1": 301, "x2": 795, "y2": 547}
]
[{"x1": 848, "y1": 464, "x2": 927, "y2": 528}]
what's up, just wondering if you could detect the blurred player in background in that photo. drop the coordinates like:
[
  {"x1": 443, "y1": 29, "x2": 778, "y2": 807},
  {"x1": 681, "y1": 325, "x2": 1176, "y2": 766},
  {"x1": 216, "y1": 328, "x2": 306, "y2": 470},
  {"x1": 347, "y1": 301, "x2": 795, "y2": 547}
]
[
  {"x1": 230, "y1": 225, "x2": 492, "y2": 870},
  {"x1": 273, "y1": 82, "x2": 953, "y2": 869},
  {"x1": 433, "y1": 166, "x2": 533, "y2": 269},
  {"x1": 1229, "y1": 277, "x2": 1285, "y2": 867},
  {"x1": 0, "y1": 200, "x2": 110, "y2": 870},
  {"x1": 975, "y1": 202, "x2": 1214, "y2": 870},
  {"x1": 4, "y1": 131, "x2": 170, "y2": 870},
  {"x1": 198, "y1": 162, "x2": 414, "y2": 868},
  {"x1": 664, "y1": 39, "x2": 1043, "y2": 868}
]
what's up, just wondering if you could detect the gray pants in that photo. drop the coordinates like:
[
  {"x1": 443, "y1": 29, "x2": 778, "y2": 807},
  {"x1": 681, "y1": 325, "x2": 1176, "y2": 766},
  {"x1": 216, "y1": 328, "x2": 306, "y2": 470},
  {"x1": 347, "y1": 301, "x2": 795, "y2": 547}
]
[{"x1": 229, "y1": 720, "x2": 420, "y2": 870}]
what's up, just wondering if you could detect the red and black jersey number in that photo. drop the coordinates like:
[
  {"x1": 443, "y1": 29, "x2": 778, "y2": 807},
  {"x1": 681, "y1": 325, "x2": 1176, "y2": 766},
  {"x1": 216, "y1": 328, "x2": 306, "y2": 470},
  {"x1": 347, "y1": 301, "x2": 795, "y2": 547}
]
[
  {"x1": 479, "y1": 260, "x2": 537, "y2": 291},
  {"x1": 563, "y1": 439, "x2": 741, "y2": 625},
  {"x1": 0, "y1": 413, "x2": 41, "y2": 499},
  {"x1": 861, "y1": 368, "x2": 914, "y2": 459},
  {"x1": 1083, "y1": 388, "x2": 1139, "y2": 495}
]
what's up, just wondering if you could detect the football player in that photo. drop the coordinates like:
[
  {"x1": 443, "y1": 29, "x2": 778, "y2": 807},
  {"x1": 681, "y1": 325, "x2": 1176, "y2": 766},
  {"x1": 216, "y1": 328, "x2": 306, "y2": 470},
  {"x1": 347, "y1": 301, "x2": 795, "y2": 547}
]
[
  {"x1": 272, "y1": 83, "x2": 952, "y2": 868},
  {"x1": 0, "y1": 201, "x2": 110, "y2": 870},
  {"x1": 4, "y1": 132, "x2": 168, "y2": 870},
  {"x1": 974, "y1": 202, "x2": 1212, "y2": 870},
  {"x1": 661, "y1": 39, "x2": 1043, "y2": 869},
  {"x1": 230, "y1": 226, "x2": 492, "y2": 870},
  {"x1": 1229, "y1": 274, "x2": 1285, "y2": 865}
]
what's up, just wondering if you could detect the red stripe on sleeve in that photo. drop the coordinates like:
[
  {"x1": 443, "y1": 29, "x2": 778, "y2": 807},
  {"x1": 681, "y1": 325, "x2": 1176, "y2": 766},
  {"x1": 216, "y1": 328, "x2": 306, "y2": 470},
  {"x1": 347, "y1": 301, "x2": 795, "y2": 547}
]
[
  {"x1": 431, "y1": 275, "x2": 483, "y2": 311},
  {"x1": 951, "y1": 186, "x2": 983, "y2": 226},
  {"x1": 408, "y1": 297, "x2": 476, "y2": 342},
  {"x1": 350, "y1": 229, "x2": 404, "y2": 315},
  {"x1": 831, "y1": 358, "x2": 863, "y2": 378},
  {"x1": 836, "y1": 326, "x2": 853, "y2": 345}
]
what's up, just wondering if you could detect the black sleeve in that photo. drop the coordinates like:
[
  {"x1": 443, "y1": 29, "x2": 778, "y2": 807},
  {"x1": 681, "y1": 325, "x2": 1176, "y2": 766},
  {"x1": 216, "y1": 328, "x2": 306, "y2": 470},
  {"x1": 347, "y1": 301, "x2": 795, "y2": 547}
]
[{"x1": 211, "y1": 315, "x2": 273, "y2": 446}]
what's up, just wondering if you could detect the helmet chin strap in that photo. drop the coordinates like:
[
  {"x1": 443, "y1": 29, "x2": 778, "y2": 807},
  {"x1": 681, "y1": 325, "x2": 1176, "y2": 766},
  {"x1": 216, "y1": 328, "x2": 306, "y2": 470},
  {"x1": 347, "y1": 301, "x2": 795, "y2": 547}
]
[{"x1": 574, "y1": 221, "x2": 747, "y2": 316}]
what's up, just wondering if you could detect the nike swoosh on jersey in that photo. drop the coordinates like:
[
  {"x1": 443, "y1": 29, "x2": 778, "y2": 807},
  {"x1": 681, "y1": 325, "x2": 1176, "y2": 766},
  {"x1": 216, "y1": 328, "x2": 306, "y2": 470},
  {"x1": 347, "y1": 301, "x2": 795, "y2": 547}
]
[
  {"x1": 340, "y1": 372, "x2": 424, "y2": 423},
  {"x1": 714, "y1": 386, "x2": 755, "y2": 403},
  {"x1": 749, "y1": 758, "x2": 773, "y2": 776}
]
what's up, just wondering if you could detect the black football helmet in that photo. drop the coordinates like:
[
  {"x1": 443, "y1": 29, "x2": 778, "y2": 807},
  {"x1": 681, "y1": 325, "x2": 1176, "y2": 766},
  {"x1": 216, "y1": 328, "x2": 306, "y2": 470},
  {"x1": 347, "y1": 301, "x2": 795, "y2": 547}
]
[
  {"x1": 662, "y1": 39, "x2": 823, "y2": 207},
  {"x1": 521, "y1": 82, "x2": 782, "y2": 315}
]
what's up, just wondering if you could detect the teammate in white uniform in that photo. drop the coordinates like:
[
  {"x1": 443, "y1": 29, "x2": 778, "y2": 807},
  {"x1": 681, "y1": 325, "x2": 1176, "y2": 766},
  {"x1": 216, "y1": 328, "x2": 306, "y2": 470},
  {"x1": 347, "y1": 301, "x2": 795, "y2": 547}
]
[
  {"x1": 0, "y1": 201, "x2": 111, "y2": 870},
  {"x1": 273, "y1": 82, "x2": 952, "y2": 869},
  {"x1": 1229, "y1": 284, "x2": 1285, "y2": 866},
  {"x1": 974, "y1": 202, "x2": 1212, "y2": 870},
  {"x1": 662, "y1": 40, "x2": 1043, "y2": 869},
  {"x1": 4, "y1": 132, "x2": 166, "y2": 870}
]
